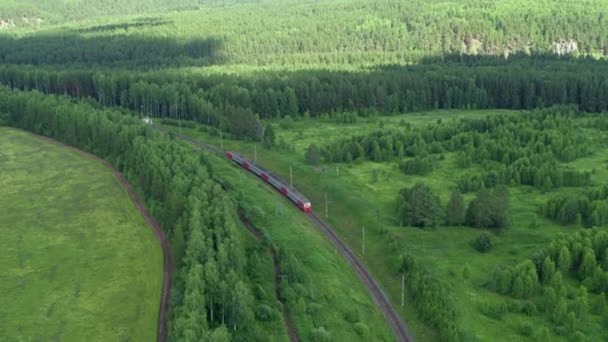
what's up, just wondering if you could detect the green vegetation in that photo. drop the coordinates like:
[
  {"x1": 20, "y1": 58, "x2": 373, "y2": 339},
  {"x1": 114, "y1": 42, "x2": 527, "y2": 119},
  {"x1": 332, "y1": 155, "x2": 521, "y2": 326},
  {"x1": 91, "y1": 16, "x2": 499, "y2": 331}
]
[
  {"x1": 197, "y1": 145, "x2": 393, "y2": 341},
  {"x1": 161, "y1": 105, "x2": 608, "y2": 340},
  {"x1": 2, "y1": 0, "x2": 608, "y2": 340},
  {"x1": 0, "y1": 127, "x2": 162, "y2": 341},
  {"x1": 0, "y1": 87, "x2": 285, "y2": 341}
]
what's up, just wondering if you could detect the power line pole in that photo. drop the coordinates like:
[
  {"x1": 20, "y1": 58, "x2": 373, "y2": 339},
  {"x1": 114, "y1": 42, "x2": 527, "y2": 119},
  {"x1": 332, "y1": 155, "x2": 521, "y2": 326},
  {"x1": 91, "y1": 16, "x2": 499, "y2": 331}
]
[
  {"x1": 290, "y1": 165, "x2": 293, "y2": 187},
  {"x1": 362, "y1": 226, "x2": 365, "y2": 255},
  {"x1": 220, "y1": 129, "x2": 223, "y2": 150},
  {"x1": 178, "y1": 112, "x2": 182, "y2": 134},
  {"x1": 325, "y1": 192, "x2": 328, "y2": 218},
  {"x1": 401, "y1": 273, "x2": 405, "y2": 307},
  {"x1": 254, "y1": 144, "x2": 257, "y2": 163}
]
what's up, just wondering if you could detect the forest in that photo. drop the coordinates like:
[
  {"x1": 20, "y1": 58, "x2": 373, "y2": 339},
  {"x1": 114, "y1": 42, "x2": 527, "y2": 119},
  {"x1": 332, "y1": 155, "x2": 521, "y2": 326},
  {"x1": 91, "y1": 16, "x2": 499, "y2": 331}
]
[
  {"x1": 0, "y1": 86, "x2": 262, "y2": 341},
  {"x1": 1, "y1": 56, "x2": 608, "y2": 141},
  {"x1": 2, "y1": 0, "x2": 608, "y2": 341}
]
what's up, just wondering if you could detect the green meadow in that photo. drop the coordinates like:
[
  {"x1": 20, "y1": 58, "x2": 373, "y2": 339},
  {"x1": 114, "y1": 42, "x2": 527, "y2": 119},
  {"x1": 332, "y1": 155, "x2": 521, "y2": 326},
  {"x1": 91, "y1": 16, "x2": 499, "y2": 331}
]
[{"x1": 0, "y1": 127, "x2": 163, "y2": 341}]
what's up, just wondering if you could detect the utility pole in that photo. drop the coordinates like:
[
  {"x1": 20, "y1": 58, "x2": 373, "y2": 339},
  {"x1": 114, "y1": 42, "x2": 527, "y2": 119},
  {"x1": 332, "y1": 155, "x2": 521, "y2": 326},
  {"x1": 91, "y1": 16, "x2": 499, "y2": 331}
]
[
  {"x1": 362, "y1": 226, "x2": 365, "y2": 255},
  {"x1": 401, "y1": 273, "x2": 405, "y2": 307},
  {"x1": 325, "y1": 192, "x2": 328, "y2": 218},
  {"x1": 220, "y1": 129, "x2": 224, "y2": 149},
  {"x1": 336, "y1": 166, "x2": 339, "y2": 176},
  {"x1": 178, "y1": 112, "x2": 182, "y2": 134},
  {"x1": 254, "y1": 144, "x2": 257, "y2": 163},
  {"x1": 290, "y1": 165, "x2": 293, "y2": 187}
]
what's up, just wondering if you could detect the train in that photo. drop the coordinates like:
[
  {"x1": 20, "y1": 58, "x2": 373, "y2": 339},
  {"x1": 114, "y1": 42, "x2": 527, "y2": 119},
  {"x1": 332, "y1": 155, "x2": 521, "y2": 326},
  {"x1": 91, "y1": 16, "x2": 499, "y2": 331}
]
[{"x1": 226, "y1": 151, "x2": 312, "y2": 213}]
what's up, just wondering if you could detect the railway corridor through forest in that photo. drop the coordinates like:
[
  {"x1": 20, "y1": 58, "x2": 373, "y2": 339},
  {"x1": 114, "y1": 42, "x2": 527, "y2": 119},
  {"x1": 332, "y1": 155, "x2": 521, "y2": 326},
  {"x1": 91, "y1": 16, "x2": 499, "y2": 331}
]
[{"x1": 161, "y1": 127, "x2": 413, "y2": 342}]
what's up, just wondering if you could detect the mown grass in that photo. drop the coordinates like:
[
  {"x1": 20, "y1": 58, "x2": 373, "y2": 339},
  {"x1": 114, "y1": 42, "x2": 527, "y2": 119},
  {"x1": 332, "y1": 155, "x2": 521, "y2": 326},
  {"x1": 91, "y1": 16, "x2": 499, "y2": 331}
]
[
  {"x1": 176, "y1": 139, "x2": 393, "y2": 341},
  {"x1": 0, "y1": 127, "x2": 163, "y2": 341},
  {"x1": 163, "y1": 109, "x2": 608, "y2": 341}
]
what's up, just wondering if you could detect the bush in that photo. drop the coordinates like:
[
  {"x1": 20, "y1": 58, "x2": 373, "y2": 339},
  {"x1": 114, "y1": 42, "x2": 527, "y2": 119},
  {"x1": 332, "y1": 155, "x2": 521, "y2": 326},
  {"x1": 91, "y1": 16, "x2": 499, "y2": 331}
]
[
  {"x1": 310, "y1": 327, "x2": 331, "y2": 342},
  {"x1": 255, "y1": 304, "x2": 278, "y2": 321},
  {"x1": 518, "y1": 322, "x2": 534, "y2": 336},
  {"x1": 479, "y1": 301, "x2": 507, "y2": 320},
  {"x1": 343, "y1": 308, "x2": 359, "y2": 323},
  {"x1": 471, "y1": 233, "x2": 493, "y2": 252},
  {"x1": 353, "y1": 322, "x2": 369, "y2": 337}
]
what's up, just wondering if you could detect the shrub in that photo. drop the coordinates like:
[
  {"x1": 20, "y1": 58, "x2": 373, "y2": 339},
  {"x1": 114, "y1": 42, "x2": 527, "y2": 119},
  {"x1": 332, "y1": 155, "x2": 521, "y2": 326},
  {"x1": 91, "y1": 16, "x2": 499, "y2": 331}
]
[
  {"x1": 310, "y1": 327, "x2": 331, "y2": 342},
  {"x1": 353, "y1": 322, "x2": 369, "y2": 337},
  {"x1": 471, "y1": 233, "x2": 493, "y2": 252},
  {"x1": 255, "y1": 304, "x2": 278, "y2": 321}
]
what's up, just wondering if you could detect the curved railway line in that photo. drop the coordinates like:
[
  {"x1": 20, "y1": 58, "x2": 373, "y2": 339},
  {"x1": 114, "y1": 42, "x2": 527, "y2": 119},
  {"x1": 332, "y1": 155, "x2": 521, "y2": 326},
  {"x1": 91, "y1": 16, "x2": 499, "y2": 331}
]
[{"x1": 160, "y1": 126, "x2": 413, "y2": 342}]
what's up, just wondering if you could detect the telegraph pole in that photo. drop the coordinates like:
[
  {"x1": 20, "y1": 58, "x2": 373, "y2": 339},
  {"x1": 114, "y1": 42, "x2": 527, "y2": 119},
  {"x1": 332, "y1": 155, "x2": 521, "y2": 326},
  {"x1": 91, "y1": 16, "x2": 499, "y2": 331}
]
[
  {"x1": 325, "y1": 192, "x2": 328, "y2": 218},
  {"x1": 178, "y1": 113, "x2": 182, "y2": 134},
  {"x1": 254, "y1": 144, "x2": 257, "y2": 163},
  {"x1": 220, "y1": 129, "x2": 224, "y2": 149},
  {"x1": 401, "y1": 273, "x2": 405, "y2": 307},
  {"x1": 362, "y1": 226, "x2": 365, "y2": 255},
  {"x1": 290, "y1": 165, "x2": 293, "y2": 187}
]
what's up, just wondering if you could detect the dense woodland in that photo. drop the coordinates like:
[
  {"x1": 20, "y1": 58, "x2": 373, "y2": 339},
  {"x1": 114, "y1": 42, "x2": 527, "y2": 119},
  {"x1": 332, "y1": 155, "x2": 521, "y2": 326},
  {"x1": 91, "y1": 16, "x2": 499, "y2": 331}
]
[
  {"x1": 1, "y1": 0, "x2": 608, "y2": 61},
  {"x1": 0, "y1": 0, "x2": 246, "y2": 27},
  {"x1": 489, "y1": 229, "x2": 608, "y2": 337},
  {"x1": 1, "y1": 57, "x2": 608, "y2": 141},
  {"x1": 0, "y1": 87, "x2": 265, "y2": 341},
  {"x1": 326, "y1": 106, "x2": 595, "y2": 192}
]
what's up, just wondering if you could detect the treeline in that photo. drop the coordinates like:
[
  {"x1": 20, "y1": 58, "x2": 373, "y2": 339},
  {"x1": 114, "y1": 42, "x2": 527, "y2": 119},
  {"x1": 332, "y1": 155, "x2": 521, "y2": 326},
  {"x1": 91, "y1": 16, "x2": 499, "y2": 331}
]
[
  {"x1": 541, "y1": 184, "x2": 608, "y2": 227},
  {"x1": 0, "y1": 0, "x2": 247, "y2": 27},
  {"x1": 489, "y1": 229, "x2": 608, "y2": 337},
  {"x1": 0, "y1": 87, "x2": 264, "y2": 340},
  {"x1": 1, "y1": 56, "x2": 608, "y2": 139},
  {"x1": 399, "y1": 254, "x2": 458, "y2": 341},
  {"x1": 2, "y1": 0, "x2": 608, "y2": 61},
  {"x1": 328, "y1": 106, "x2": 595, "y2": 192},
  {"x1": 397, "y1": 183, "x2": 509, "y2": 229}
]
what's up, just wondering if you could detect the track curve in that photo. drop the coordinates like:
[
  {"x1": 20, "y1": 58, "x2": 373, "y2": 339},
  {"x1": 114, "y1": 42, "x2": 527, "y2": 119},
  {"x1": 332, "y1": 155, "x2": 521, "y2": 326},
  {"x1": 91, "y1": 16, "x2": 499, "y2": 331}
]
[
  {"x1": 160, "y1": 126, "x2": 412, "y2": 341},
  {"x1": 34, "y1": 133, "x2": 173, "y2": 342}
]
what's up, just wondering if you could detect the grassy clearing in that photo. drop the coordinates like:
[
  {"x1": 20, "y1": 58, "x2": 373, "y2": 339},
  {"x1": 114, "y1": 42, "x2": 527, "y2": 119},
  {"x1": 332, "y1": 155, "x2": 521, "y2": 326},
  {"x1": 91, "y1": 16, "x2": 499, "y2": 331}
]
[
  {"x1": 0, "y1": 127, "x2": 163, "y2": 341},
  {"x1": 177, "y1": 139, "x2": 393, "y2": 341},
  {"x1": 163, "y1": 108, "x2": 608, "y2": 341}
]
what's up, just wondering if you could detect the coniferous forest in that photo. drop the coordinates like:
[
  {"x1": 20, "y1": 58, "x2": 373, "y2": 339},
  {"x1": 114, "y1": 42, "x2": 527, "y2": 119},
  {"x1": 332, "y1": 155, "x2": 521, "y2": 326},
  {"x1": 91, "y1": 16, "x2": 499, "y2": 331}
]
[{"x1": 2, "y1": 1, "x2": 608, "y2": 341}]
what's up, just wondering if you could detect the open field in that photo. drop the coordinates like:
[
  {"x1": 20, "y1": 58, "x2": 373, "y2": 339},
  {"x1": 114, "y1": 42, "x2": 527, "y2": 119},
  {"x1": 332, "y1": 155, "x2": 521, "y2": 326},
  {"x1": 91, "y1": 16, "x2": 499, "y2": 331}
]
[
  {"x1": 176, "y1": 139, "x2": 394, "y2": 341},
  {"x1": 163, "y1": 108, "x2": 608, "y2": 341},
  {"x1": 0, "y1": 127, "x2": 163, "y2": 341}
]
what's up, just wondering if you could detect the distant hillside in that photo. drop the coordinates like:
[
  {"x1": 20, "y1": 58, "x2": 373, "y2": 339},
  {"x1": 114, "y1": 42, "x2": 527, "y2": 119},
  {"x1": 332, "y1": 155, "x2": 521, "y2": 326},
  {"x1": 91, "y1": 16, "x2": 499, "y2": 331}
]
[
  {"x1": 1, "y1": 0, "x2": 606, "y2": 67},
  {"x1": 0, "y1": 0, "x2": 254, "y2": 28}
]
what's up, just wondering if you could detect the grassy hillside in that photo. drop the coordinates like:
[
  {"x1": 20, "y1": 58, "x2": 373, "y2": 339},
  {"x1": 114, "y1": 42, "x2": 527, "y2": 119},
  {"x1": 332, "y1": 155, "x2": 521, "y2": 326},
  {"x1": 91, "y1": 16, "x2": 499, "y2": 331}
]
[{"x1": 0, "y1": 127, "x2": 163, "y2": 341}]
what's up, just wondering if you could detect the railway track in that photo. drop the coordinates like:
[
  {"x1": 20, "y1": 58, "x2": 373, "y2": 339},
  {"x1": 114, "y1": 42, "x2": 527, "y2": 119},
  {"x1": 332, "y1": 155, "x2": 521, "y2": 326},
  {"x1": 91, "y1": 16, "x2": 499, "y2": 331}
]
[{"x1": 157, "y1": 125, "x2": 413, "y2": 342}]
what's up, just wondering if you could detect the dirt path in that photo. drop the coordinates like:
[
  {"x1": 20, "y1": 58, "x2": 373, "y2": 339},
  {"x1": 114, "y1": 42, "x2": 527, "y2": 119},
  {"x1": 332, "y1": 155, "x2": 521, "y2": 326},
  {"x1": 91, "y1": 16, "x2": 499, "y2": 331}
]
[
  {"x1": 33, "y1": 134, "x2": 173, "y2": 342},
  {"x1": 237, "y1": 211, "x2": 299, "y2": 342}
]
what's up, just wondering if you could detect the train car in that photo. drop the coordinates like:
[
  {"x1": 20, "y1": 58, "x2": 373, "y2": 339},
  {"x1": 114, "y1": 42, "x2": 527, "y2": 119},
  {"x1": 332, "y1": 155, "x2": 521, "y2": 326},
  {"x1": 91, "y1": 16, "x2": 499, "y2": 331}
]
[{"x1": 226, "y1": 151, "x2": 312, "y2": 213}]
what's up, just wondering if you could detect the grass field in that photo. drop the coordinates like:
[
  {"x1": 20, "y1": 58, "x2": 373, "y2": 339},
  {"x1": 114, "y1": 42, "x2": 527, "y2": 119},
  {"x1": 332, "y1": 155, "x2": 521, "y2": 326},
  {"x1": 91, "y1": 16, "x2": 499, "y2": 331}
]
[
  {"x1": 177, "y1": 139, "x2": 393, "y2": 341},
  {"x1": 163, "y1": 109, "x2": 608, "y2": 341},
  {"x1": 0, "y1": 127, "x2": 163, "y2": 341}
]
